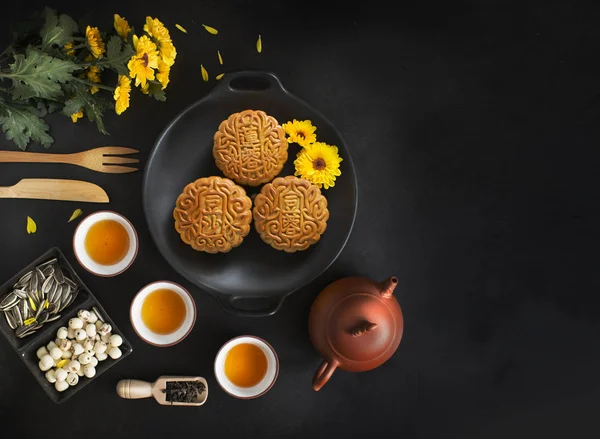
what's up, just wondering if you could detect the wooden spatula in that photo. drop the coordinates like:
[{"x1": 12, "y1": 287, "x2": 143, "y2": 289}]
[
  {"x1": 0, "y1": 179, "x2": 109, "y2": 203},
  {"x1": 116, "y1": 376, "x2": 208, "y2": 406}
]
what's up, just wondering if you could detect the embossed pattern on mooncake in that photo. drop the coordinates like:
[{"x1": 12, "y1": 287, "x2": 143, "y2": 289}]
[
  {"x1": 253, "y1": 176, "x2": 329, "y2": 252},
  {"x1": 174, "y1": 176, "x2": 252, "y2": 253},
  {"x1": 213, "y1": 110, "x2": 288, "y2": 186}
]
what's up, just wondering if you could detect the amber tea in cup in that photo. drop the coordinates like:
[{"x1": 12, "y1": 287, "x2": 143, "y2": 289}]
[
  {"x1": 73, "y1": 211, "x2": 138, "y2": 277},
  {"x1": 130, "y1": 281, "x2": 196, "y2": 347},
  {"x1": 84, "y1": 219, "x2": 130, "y2": 265},
  {"x1": 224, "y1": 343, "x2": 268, "y2": 388},
  {"x1": 215, "y1": 336, "x2": 279, "y2": 399},
  {"x1": 141, "y1": 288, "x2": 187, "y2": 335}
]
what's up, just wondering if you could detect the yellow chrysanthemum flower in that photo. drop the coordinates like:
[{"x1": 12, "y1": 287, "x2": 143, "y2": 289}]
[
  {"x1": 71, "y1": 110, "x2": 83, "y2": 123},
  {"x1": 158, "y1": 40, "x2": 177, "y2": 67},
  {"x1": 86, "y1": 26, "x2": 105, "y2": 59},
  {"x1": 143, "y1": 16, "x2": 177, "y2": 66},
  {"x1": 282, "y1": 119, "x2": 317, "y2": 147},
  {"x1": 127, "y1": 35, "x2": 159, "y2": 88},
  {"x1": 156, "y1": 60, "x2": 170, "y2": 89},
  {"x1": 144, "y1": 16, "x2": 171, "y2": 41},
  {"x1": 114, "y1": 75, "x2": 131, "y2": 115},
  {"x1": 294, "y1": 142, "x2": 343, "y2": 189},
  {"x1": 64, "y1": 42, "x2": 75, "y2": 56},
  {"x1": 114, "y1": 14, "x2": 132, "y2": 39},
  {"x1": 86, "y1": 66, "x2": 101, "y2": 95}
]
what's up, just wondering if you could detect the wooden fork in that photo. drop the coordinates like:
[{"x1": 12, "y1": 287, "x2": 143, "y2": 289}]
[{"x1": 0, "y1": 146, "x2": 140, "y2": 173}]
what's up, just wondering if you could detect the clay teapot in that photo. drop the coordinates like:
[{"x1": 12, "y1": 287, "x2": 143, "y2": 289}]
[{"x1": 308, "y1": 276, "x2": 403, "y2": 391}]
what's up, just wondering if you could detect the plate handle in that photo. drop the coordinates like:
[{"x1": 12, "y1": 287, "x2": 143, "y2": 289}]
[
  {"x1": 216, "y1": 294, "x2": 284, "y2": 317},
  {"x1": 209, "y1": 71, "x2": 288, "y2": 97}
]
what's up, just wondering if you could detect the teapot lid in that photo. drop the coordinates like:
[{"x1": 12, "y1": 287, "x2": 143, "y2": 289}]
[{"x1": 326, "y1": 292, "x2": 399, "y2": 363}]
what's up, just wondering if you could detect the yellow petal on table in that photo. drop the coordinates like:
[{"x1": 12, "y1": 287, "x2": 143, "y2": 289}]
[
  {"x1": 217, "y1": 50, "x2": 223, "y2": 65},
  {"x1": 201, "y1": 64, "x2": 209, "y2": 82},
  {"x1": 175, "y1": 24, "x2": 187, "y2": 34},
  {"x1": 68, "y1": 209, "x2": 83, "y2": 223},
  {"x1": 44, "y1": 299, "x2": 49, "y2": 309},
  {"x1": 216, "y1": 73, "x2": 224, "y2": 80},
  {"x1": 202, "y1": 24, "x2": 218, "y2": 35},
  {"x1": 26, "y1": 216, "x2": 37, "y2": 234},
  {"x1": 256, "y1": 34, "x2": 262, "y2": 53},
  {"x1": 24, "y1": 317, "x2": 36, "y2": 326},
  {"x1": 56, "y1": 359, "x2": 68, "y2": 368}
]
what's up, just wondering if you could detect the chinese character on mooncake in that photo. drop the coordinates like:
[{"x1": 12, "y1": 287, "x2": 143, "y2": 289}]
[
  {"x1": 173, "y1": 176, "x2": 252, "y2": 253},
  {"x1": 213, "y1": 110, "x2": 288, "y2": 186},
  {"x1": 253, "y1": 176, "x2": 329, "y2": 252}
]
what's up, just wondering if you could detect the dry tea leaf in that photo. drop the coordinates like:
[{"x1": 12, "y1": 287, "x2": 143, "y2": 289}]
[
  {"x1": 256, "y1": 34, "x2": 262, "y2": 53},
  {"x1": 201, "y1": 64, "x2": 209, "y2": 82},
  {"x1": 175, "y1": 24, "x2": 187, "y2": 34},
  {"x1": 202, "y1": 24, "x2": 218, "y2": 35},
  {"x1": 68, "y1": 208, "x2": 83, "y2": 223},
  {"x1": 217, "y1": 50, "x2": 223, "y2": 65},
  {"x1": 216, "y1": 73, "x2": 224, "y2": 80},
  {"x1": 26, "y1": 216, "x2": 37, "y2": 234}
]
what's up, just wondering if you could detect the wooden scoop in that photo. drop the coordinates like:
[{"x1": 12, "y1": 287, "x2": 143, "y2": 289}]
[{"x1": 116, "y1": 376, "x2": 208, "y2": 406}]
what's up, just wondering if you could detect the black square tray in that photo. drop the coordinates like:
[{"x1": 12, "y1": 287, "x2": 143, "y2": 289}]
[{"x1": 0, "y1": 247, "x2": 132, "y2": 403}]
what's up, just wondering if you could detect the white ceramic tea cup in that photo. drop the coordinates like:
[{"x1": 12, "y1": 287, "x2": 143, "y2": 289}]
[
  {"x1": 73, "y1": 210, "x2": 138, "y2": 277},
  {"x1": 130, "y1": 281, "x2": 196, "y2": 347},
  {"x1": 214, "y1": 336, "x2": 279, "y2": 399}
]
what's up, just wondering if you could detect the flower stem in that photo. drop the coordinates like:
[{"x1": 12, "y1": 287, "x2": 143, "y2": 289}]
[{"x1": 74, "y1": 77, "x2": 114, "y2": 91}]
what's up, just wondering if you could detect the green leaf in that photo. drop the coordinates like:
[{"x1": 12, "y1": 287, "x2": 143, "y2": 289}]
[
  {"x1": 146, "y1": 82, "x2": 166, "y2": 102},
  {"x1": 0, "y1": 102, "x2": 53, "y2": 150},
  {"x1": 102, "y1": 35, "x2": 134, "y2": 76},
  {"x1": 62, "y1": 82, "x2": 110, "y2": 134},
  {"x1": 40, "y1": 7, "x2": 78, "y2": 50},
  {"x1": 7, "y1": 47, "x2": 78, "y2": 100}
]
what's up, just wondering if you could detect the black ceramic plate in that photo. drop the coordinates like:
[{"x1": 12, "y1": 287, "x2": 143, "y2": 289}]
[
  {"x1": 0, "y1": 247, "x2": 132, "y2": 403},
  {"x1": 143, "y1": 71, "x2": 357, "y2": 317}
]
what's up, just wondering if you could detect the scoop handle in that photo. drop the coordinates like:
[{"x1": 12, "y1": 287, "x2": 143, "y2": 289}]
[{"x1": 116, "y1": 379, "x2": 153, "y2": 399}]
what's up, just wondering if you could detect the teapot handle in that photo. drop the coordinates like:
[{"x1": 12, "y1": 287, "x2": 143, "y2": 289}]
[{"x1": 312, "y1": 358, "x2": 339, "y2": 391}]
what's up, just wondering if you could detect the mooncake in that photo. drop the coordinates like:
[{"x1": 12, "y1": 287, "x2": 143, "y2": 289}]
[
  {"x1": 253, "y1": 176, "x2": 329, "y2": 252},
  {"x1": 213, "y1": 110, "x2": 288, "y2": 186},
  {"x1": 174, "y1": 176, "x2": 252, "y2": 253}
]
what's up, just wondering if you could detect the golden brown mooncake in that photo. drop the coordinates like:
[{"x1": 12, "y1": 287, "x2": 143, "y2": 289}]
[
  {"x1": 253, "y1": 176, "x2": 329, "y2": 252},
  {"x1": 213, "y1": 109, "x2": 288, "y2": 186},
  {"x1": 173, "y1": 176, "x2": 252, "y2": 253}
]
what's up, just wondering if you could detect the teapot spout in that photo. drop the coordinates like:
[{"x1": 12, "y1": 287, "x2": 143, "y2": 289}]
[{"x1": 379, "y1": 277, "x2": 398, "y2": 299}]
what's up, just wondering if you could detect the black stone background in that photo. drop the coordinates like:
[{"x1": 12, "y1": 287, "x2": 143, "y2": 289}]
[{"x1": 0, "y1": 1, "x2": 598, "y2": 438}]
